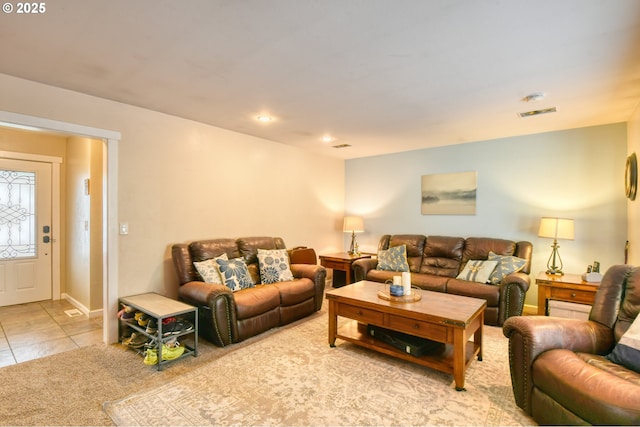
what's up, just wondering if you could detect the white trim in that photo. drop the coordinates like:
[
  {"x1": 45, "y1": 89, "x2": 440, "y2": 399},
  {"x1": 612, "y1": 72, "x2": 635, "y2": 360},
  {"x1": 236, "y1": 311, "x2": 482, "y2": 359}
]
[
  {"x1": 52, "y1": 162, "x2": 61, "y2": 301},
  {"x1": 0, "y1": 111, "x2": 121, "y2": 141},
  {"x1": 0, "y1": 110, "x2": 121, "y2": 344},
  {"x1": 0, "y1": 150, "x2": 62, "y2": 164}
]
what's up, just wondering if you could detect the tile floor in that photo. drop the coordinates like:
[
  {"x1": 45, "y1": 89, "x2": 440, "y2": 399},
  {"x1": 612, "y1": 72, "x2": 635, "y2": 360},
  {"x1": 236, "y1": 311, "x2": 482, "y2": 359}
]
[{"x1": 0, "y1": 299, "x2": 103, "y2": 368}]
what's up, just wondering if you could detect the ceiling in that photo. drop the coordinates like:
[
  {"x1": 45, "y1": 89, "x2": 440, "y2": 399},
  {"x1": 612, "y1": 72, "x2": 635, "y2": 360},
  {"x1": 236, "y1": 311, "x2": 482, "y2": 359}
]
[{"x1": 1, "y1": 0, "x2": 640, "y2": 159}]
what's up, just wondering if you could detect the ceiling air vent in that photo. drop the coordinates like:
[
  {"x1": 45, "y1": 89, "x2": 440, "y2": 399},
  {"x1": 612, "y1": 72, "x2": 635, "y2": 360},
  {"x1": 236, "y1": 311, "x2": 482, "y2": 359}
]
[
  {"x1": 332, "y1": 144, "x2": 352, "y2": 149},
  {"x1": 518, "y1": 107, "x2": 557, "y2": 118}
]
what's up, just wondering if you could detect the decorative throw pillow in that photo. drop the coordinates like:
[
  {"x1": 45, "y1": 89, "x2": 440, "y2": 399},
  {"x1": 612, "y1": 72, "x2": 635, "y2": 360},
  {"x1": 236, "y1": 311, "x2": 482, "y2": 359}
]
[
  {"x1": 215, "y1": 257, "x2": 255, "y2": 291},
  {"x1": 487, "y1": 251, "x2": 527, "y2": 285},
  {"x1": 377, "y1": 245, "x2": 410, "y2": 272},
  {"x1": 607, "y1": 314, "x2": 640, "y2": 373},
  {"x1": 257, "y1": 249, "x2": 294, "y2": 284},
  {"x1": 193, "y1": 253, "x2": 228, "y2": 284},
  {"x1": 456, "y1": 260, "x2": 499, "y2": 283}
]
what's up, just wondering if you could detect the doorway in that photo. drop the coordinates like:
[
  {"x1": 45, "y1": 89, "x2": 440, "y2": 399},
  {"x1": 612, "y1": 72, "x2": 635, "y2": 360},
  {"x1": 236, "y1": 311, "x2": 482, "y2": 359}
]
[
  {"x1": 0, "y1": 158, "x2": 53, "y2": 306},
  {"x1": 0, "y1": 110, "x2": 120, "y2": 344}
]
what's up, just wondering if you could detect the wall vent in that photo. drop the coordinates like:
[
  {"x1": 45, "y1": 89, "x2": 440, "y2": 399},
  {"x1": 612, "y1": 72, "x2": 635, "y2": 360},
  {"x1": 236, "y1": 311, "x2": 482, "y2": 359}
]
[
  {"x1": 332, "y1": 144, "x2": 352, "y2": 149},
  {"x1": 518, "y1": 107, "x2": 557, "y2": 118}
]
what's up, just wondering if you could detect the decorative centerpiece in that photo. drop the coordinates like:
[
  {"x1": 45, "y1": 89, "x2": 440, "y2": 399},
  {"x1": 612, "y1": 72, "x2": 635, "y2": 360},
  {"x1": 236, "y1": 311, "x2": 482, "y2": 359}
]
[{"x1": 378, "y1": 274, "x2": 422, "y2": 302}]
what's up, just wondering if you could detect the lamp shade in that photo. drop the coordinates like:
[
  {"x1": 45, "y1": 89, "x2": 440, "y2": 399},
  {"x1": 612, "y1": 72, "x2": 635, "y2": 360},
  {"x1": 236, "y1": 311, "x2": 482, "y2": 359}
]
[
  {"x1": 538, "y1": 217, "x2": 574, "y2": 240},
  {"x1": 343, "y1": 216, "x2": 364, "y2": 233}
]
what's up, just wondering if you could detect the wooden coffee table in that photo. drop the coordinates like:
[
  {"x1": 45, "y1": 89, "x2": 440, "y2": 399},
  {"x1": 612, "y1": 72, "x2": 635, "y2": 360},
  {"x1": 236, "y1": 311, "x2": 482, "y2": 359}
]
[{"x1": 326, "y1": 281, "x2": 486, "y2": 391}]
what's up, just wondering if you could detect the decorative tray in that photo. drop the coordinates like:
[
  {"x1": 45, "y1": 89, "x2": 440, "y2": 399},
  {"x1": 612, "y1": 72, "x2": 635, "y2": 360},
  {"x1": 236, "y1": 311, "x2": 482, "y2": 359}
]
[{"x1": 377, "y1": 290, "x2": 422, "y2": 303}]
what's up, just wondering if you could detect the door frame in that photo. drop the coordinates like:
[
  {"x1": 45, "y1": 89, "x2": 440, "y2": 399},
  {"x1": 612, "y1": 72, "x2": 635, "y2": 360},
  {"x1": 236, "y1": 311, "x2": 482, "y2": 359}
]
[
  {"x1": 0, "y1": 110, "x2": 121, "y2": 344},
  {"x1": 0, "y1": 152, "x2": 61, "y2": 302}
]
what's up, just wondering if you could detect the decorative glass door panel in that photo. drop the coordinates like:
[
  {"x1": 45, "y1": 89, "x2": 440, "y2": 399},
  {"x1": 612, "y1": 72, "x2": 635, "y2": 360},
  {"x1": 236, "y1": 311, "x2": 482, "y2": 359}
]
[{"x1": 0, "y1": 170, "x2": 36, "y2": 259}]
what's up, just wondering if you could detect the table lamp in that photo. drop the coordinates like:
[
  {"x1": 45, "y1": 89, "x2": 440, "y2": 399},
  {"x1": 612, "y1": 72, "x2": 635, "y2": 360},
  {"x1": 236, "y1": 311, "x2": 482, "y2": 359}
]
[
  {"x1": 538, "y1": 217, "x2": 574, "y2": 275},
  {"x1": 343, "y1": 216, "x2": 364, "y2": 255}
]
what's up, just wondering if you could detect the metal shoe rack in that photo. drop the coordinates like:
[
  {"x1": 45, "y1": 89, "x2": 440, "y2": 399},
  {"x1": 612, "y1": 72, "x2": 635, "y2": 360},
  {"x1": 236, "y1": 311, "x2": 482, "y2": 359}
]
[{"x1": 119, "y1": 292, "x2": 198, "y2": 371}]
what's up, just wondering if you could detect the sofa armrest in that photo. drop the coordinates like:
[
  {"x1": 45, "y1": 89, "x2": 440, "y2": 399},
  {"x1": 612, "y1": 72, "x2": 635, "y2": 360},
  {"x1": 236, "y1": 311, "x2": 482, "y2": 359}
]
[
  {"x1": 178, "y1": 281, "x2": 236, "y2": 346},
  {"x1": 497, "y1": 272, "x2": 531, "y2": 325},
  {"x1": 353, "y1": 258, "x2": 379, "y2": 282},
  {"x1": 502, "y1": 316, "x2": 614, "y2": 414},
  {"x1": 290, "y1": 264, "x2": 327, "y2": 311}
]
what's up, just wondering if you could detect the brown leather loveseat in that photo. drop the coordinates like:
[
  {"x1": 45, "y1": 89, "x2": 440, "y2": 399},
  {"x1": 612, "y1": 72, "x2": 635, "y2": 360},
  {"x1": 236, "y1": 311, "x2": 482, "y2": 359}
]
[
  {"x1": 172, "y1": 237, "x2": 326, "y2": 346},
  {"x1": 503, "y1": 264, "x2": 640, "y2": 425},
  {"x1": 353, "y1": 234, "x2": 532, "y2": 326}
]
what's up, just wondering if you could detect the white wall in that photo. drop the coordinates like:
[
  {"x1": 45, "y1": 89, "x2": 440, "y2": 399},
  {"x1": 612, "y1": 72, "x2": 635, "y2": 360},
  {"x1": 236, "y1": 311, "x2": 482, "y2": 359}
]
[
  {"x1": 345, "y1": 123, "x2": 627, "y2": 308},
  {"x1": 628, "y1": 103, "x2": 640, "y2": 264},
  {"x1": 0, "y1": 73, "x2": 345, "y2": 302}
]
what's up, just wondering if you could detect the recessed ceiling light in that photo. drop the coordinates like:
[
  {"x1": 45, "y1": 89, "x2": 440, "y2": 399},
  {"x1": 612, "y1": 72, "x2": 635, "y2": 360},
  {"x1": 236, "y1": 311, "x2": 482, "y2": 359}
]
[
  {"x1": 321, "y1": 135, "x2": 335, "y2": 143},
  {"x1": 523, "y1": 92, "x2": 546, "y2": 102},
  {"x1": 256, "y1": 115, "x2": 274, "y2": 123}
]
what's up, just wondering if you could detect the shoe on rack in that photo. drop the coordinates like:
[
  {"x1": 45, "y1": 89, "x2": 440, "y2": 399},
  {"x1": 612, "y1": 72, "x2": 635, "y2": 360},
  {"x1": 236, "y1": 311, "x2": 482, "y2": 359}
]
[
  {"x1": 123, "y1": 332, "x2": 149, "y2": 349},
  {"x1": 118, "y1": 306, "x2": 136, "y2": 323},
  {"x1": 135, "y1": 312, "x2": 149, "y2": 327},
  {"x1": 143, "y1": 348, "x2": 158, "y2": 365},
  {"x1": 162, "y1": 344, "x2": 185, "y2": 361},
  {"x1": 145, "y1": 319, "x2": 157, "y2": 335},
  {"x1": 162, "y1": 318, "x2": 194, "y2": 336}
]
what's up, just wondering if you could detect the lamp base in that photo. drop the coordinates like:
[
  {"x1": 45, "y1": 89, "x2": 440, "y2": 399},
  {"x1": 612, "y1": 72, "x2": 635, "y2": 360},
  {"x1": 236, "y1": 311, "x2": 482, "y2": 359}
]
[{"x1": 545, "y1": 267, "x2": 564, "y2": 275}]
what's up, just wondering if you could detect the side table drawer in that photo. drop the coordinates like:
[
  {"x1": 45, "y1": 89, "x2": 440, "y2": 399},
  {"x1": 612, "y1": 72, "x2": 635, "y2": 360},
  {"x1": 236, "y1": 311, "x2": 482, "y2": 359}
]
[
  {"x1": 388, "y1": 316, "x2": 447, "y2": 342},
  {"x1": 322, "y1": 259, "x2": 347, "y2": 270},
  {"x1": 550, "y1": 288, "x2": 595, "y2": 305},
  {"x1": 337, "y1": 303, "x2": 384, "y2": 324}
]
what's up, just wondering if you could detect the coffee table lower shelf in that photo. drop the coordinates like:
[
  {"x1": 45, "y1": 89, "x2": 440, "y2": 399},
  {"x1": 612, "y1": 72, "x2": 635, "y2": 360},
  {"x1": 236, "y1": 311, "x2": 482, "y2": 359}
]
[{"x1": 335, "y1": 321, "x2": 480, "y2": 385}]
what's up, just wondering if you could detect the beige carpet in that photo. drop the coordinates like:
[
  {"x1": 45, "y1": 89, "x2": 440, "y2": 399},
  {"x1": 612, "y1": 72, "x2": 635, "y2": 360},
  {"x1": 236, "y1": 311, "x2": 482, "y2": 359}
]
[{"x1": 104, "y1": 313, "x2": 535, "y2": 426}]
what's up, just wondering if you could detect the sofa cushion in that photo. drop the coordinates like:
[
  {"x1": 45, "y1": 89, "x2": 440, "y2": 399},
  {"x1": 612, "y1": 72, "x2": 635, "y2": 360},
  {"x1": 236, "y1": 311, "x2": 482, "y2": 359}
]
[
  {"x1": 233, "y1": 285, "x2": 280, "y2": 320},
  {"x1": 387, "y1": 235, "x2": 425, "y2": 273},
  {"x1": 272, "y1": 278, "x2": 315, "y2": 306},
  {"x1": 487, "y1": 251, "x2": 527, "y2": 285},
  {"x1": 420, "y1": 236, "x2": 464, "y2": 277},
  {"x1": 257, "y1": 249, "x2": 294, "y2": 284},
  {"x1": 193, "y1": 253, "x2": 228, "y2": 284},
  {"x1": 447, "y1": 278, "x2": 500, "y2": 306},
  {"x1": 456, "y1": 260, "x2": 498, "y2": 283},
  {"x1": 608, "y1": 313, "x2": 640, "y2": 373},
  {"x1": 462, "y1": 237, "x2": 516, "y2": 265},
  {"x1": 533, "y1": 349, "x2": 640, "y2": 425},
  {"x1": 216, "y1": 257, "x2": 255, "y2": 291},
  {"x1": 377, "y1": 244, "x2": 410, "y2": 272},
  {"x1": 189, "y1": 238, "x2": 240, "y2": 262}
]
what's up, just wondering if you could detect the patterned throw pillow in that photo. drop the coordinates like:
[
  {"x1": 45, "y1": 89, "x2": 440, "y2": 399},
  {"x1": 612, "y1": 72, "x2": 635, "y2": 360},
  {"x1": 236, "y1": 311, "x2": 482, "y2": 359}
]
[
  {"x1": 456, "y1": 260, "x2": 499, "y2": 283},
  {"x1": 607, "y1": 313, "x2": 640, "y2": 373},
  {"x1": 193, "y1": 253, "x2": 228, "y2": 284},
  {"x1": 487, "y1": 251, "x2": 527, "y2": 285},
  {"x1": 215, "y1": 257, "x2": 255, "y2": 291},
  {"x1": 257, "y1": 249, "x2": 294, "y2": 284},
  {"x1": 377, "y1": 245, "x2": 410, "y2": 272}
]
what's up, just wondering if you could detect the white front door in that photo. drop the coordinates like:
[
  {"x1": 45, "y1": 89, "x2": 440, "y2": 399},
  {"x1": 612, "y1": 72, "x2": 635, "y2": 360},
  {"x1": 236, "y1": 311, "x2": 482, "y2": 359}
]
[{"x1": 0, "y1": 159, "x2": 52, "y2": 306}]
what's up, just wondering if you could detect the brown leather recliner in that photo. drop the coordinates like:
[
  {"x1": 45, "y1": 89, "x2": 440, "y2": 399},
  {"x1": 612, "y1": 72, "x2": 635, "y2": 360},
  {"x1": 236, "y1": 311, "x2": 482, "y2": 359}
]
[
  {"x1": 503, "y1": 265, "x2": 640, "y2": 425},
  {"x1": 172, "y1": 237, "x2": 326, "y2": 346}
]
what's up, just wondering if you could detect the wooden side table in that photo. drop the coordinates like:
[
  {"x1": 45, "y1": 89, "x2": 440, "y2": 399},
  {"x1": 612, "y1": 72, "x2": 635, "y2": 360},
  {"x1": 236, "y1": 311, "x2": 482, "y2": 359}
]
[
  {"x1": 319, "y1": 252, "x2": 372, "y2": 287},
  {"x1": 535, "y1": 272, "x2": 600, "y2": 315}
]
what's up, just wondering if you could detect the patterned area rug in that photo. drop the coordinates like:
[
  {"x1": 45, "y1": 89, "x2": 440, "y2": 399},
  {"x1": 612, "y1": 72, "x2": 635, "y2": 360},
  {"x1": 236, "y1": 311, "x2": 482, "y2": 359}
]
[{"x1": 104, "y1": 313, "x2": 535, "y2": 426}]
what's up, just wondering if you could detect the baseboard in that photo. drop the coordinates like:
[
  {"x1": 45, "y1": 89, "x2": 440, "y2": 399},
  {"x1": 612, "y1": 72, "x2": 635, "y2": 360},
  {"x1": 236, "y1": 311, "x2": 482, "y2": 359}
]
[
  {"x1": 522, "y1": 304, "x2": 538, "y2": 316},
  {"x1": 61, "y1": 293, "x2": 103, "y2": 318}
]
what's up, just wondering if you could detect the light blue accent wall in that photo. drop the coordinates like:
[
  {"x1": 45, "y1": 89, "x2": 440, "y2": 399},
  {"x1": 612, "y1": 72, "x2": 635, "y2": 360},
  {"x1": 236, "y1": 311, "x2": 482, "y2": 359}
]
[{"x1": 345, "y1": 123, "x2": 627, "y2": 307}]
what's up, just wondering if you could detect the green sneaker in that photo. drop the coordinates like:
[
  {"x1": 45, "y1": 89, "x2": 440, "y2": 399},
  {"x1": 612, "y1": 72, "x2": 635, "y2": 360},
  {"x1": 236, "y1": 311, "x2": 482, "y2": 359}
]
[
  {"x1": 162, "y1": 344, "x2": 185, "y2": 360},
  {"x1": 143, "y1": 348, "x2": 158, "y2": 365}
]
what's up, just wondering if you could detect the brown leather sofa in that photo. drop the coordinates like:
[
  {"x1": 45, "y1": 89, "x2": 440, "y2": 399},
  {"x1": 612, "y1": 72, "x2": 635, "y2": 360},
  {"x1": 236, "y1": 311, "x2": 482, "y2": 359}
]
[
  {"x1": 503, "y1": 265, "x2": 640, "y2": 425},
  {"x1": 172, "y1": 237, "x2": 326, "y2": 346},
  {"x1": 352, "y1": 234, "x2": 532, "y2": 326}
]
